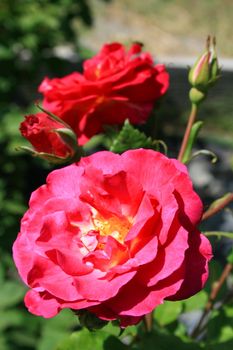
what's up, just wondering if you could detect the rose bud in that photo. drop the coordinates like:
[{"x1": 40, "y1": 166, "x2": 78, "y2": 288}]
[
  {"x1": 188, "y1": 50, "x2": 211, "y2": 89},
  {"x1": 188, "y1": 36, "x2": 220, "y2": 104},
  {"x1": 20, "y1": 112, "x2": 82, "y2": 163}
]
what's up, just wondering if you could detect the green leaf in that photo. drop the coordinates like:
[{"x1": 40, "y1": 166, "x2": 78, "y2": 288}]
[
  {"x1": 182, "y1": 290, "x2": 208, "y2": 312},
  {"x1": 154, "y1": 301, "x2": 183, "y2": 326},
  {"x1": 0, "y1": 282, "x2": 25, "y2": 309},
  {"x1": 132, "y1": 329, "x2": 201, "y2": 350},
  {"x1": 8, "y1": 329, "x2": 37, "y2": 348},
  {"x1": 3, "y1": 200, "x2": 26, "y2": 215},
  {"x1": 38, "y1": 329, "x2": 72, "y2": 350},
  {"x1": 56, "y1": 329, "x2": 128, "y2": 350},
  {"x1": 109, "y1": 120, "x2": 166, "y2": 154},
  {"x1": 208, "y1": 340, "x2": 233, "y2": 350},
  {"x1": 41, "y1": 309, "x2": 76, "y2": 330},
  {"x1": 104, "y1": 335, "x2": 129, "y2": 349},
  {"x1": 0, "y1": 336, "x2": 9, "y2": 350},
  {"x1": 101, "y1": 321, "x2": 122, "y2": 337},
  {"x1": 56, "y1": 326, "x2": 131, "y2": 350},
  {"x1": 38, "y1": 310, "x2": 77, "y2": 350},
  {"x1": 207, "y1": 306, "x2": 233, "y2": 345},
  {"x1": 119, "y1": 325, "x2": 138, "y2": 347},
  {"x1": 0, "y1": 310, "x2": 24, "y2": 331},
  {"x1": 182, "y1": 121, "x2": 203, "y2": 163}
]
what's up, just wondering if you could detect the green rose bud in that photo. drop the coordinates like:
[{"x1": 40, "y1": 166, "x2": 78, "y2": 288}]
[
  {"x1": 189, "y1": 36, "x2": 221, "y2": 105},
  {"x1": 188, "y1": 51, "x2": 211, "y2": 90}
]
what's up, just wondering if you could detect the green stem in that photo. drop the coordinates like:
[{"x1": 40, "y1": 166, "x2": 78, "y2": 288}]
[
  {"x1": 202, "y1": 193, "x2": 233, "y2": 221},
  {"x1": 190, "y1": 263, "x2": 233, "y2": 338},
  {"x1": 178, "y1": 103, "x2": 198, "y2": 162},
  {"x1": 204, "y1": 231, "x2": 233, "y2": 239}
]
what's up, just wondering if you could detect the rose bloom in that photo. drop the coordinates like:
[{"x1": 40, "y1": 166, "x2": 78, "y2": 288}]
[
  {"x1": 39, "y1": 43, "x2": 169, "y2": 145},
  {"x1": 13, "y1": 149, "x2": 212, "y2": 327},
  {"x1": 20, "y1": 113, "x2": 73, "y2": 158}
]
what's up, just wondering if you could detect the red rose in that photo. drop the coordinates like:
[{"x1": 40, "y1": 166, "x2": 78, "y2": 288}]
[
  {"x1": 20, "y1": 112, "x2": 73, "y2": 158},
  {"x1": 13, "y1": 149, "x2": 212, "y2": 327},
  {"x1": 39, "y1": 43, "x2": 169, "y2": 145}
]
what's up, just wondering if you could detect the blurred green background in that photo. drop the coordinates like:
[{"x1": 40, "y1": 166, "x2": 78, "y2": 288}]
[{"x1": 0, "y1": 1, "x2": 232, "y2": 349}]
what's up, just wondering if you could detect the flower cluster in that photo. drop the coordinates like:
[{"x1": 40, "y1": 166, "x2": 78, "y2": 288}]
[
  {"x1": 14, "y1": 42, "x2": 212, "y2": 328},
  {"x1": 21, "y1": 42, "x2": 169, "y2": 148}
]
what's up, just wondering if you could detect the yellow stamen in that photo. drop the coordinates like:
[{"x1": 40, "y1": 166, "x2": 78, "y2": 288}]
[{"x1": 93, "y1": 214, "x2": 132, "y2": 243}]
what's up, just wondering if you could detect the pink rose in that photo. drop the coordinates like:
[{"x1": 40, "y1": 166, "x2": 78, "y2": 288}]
[
  {"x1": 39, "y1": 43, "x2": 169, "y2": 145},
  {"x1": 13, "y1": 149, "x2": 212, "y2": 327},
  {"x1": 20, "y1": 113, "x2": 73, "y2": 158}
]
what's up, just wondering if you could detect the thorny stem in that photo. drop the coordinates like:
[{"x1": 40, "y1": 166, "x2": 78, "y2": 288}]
[
  {"x1": 178, "y1": 104, "x2": 198, "y2": 162},
  {"x1": 202, "y1": 193, "x2": 233, "y2": 221},
  {"x1": 191, "y1": 263, "x2": 233, "y2": 338}
]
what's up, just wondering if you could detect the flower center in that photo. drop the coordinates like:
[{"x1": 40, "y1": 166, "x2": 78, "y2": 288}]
[{"x1": 92, "y1": 214, "x2": 132, "y2": 243}]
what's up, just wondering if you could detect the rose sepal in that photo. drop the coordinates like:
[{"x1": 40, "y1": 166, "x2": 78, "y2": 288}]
[
  {"x1": 16, "y1": 145, "x2": 77, "y2": 164},
  {"x1": 74, "y1": 310, "x2": 108, "y2": 331}
]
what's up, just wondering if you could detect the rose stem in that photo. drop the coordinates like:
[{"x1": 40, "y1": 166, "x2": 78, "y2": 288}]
[
  {"x1": 190, "y1": 262, "x2": 233, "y2": 338},
  {"x1": 178, "y1": 103, "x2": 198, "y2": 162},
  {"x1": 143, "y1": 312, "x2": 153, "y2": 332},
  {"x1": 202, "y1": 193, "x2": 233, "y2": 221}
]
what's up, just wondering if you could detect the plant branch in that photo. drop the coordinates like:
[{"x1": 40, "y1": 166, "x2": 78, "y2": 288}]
[
  {"x1": 190, "y1": 262, "x2": 233, "y2": 338},
  {"x1": 202, "y1": 193, "x2": 233, "y2": 221},
  {"x1": 178, "y1": 104, "x2": 198, "y2": 162}
]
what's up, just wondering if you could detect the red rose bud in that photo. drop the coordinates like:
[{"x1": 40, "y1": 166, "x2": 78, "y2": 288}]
[
  {"x1": 20, "y1": 112, "x2": 82, "y2": 163},
  {"x1": 188, "y1": 36, "x2": 220, "y2": 95}
]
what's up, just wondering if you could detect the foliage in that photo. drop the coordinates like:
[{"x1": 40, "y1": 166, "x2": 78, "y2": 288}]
[
  {"x1": 0, "y1": 1, "x2": 99, "y2": 349},
  {"x1": 109, "y1": 120, "x2": 166, "y2": 154},
  {"x1": 0, "y1": 0, "x2": 96, "y2": 108},
  {"x1": 0, "y1": 2, "x2": 232, "y2": 349}
]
